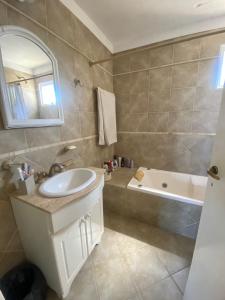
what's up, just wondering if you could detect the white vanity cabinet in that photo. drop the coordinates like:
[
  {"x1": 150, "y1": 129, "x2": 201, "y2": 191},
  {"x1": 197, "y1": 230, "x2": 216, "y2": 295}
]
[{"x1": 11, "y1": 175, "x2": 104, "y2": 298}]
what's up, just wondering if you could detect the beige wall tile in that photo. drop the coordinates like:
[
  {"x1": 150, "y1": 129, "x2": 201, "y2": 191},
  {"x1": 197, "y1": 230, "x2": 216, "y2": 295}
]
[
  {"x1": 148, "y1": 113, "x2": 169, "y2": 132},
  {"x1": 6, "y1": 0, "x2": 47, "y2": 25},
  {"x1": 150, "y1": 67, "x2": 172, "y2": 90},
  {"x1": 60, "y1": 111, "x2": 81, "y2": 141},
  {"x1": 130, "y1": 71, "x2": 148, "y2": 94},
  {"x1": 129, "y1": 91, "x2": 148, "y2": 113},
  {"x1": 116, "y1": 91, "x2": 148, "y2": 115},
  {"x1": 172, "y1": 62, "x2": 198, "y2": 88},
  {"x1": 72, "y1": 15, "x2": 95, "y2": 60},
  {"x1": 188, "y1": 135, "x2": 214, "y2": 175},
  {"x1": 173, "y1": 39, "x2": 201, "y2": 62},
  {"x1": 114, "y1": 74, "x2": 131, "y2": 94},
  {"x1": 197, "y1": 58, "x2": 218, "y2": 88},
  {"x1": 116, "y1": 93, "x2": 130, "y2": 115},
  {"x1": 104, "y1": 185, "x2": 127, "y2": 214},
  {"x1": 6, "y1": 8, "x2": 48, "y2": 43},
  {"x1": 168, "y1": 111, "x2": 192, "y2": 132},
  {"x1": 130, "y1": 50, "x2": 150, "y2": 71},
  {"x1": 200, "y1": 33, "x2": 225, "y2": 58},
  {"x1": 118, "y1": 113, "x2": 148, "y2": 132},
  {"x1": 46, "y1": 0, "x2": 74, "y2": 45},
  {"x1": 74, "y1": 52, "x2": 93, "y2": 88},
  {"x1": 194, "y1": 87, "x2": 222, "y2": 111},
  {"x1": 25, "y1": 127, "x2": 61, "y2": 148},
  {"x1": 192, "y1": 111, "x2": 219, "y2": 133},
  {"x1": 169, "y1": 88, "x2": 196, "y2": 111},
  {"x1": 77, "y1": 87, "x2": 97, "y2": 112},
  {"x1": 47, "y1": 34, "x2": 75, "y2": 86},
  {"x1": 7, "y1": 231, "x2": 23, "y2": 252},
  {"x1": 0, "y1": 201, "x2": 17, "y2": 251},
  {"x1": 150, "y1": 45, "x2": 173, "y2": 67},
  {"x1": 80, "y1": 112, "x2": 97, "y2": 137},
  {"x1": 61, "y1": 81, "x2": 79, "y2": 113},
  {"x1": 149, "y1": 88, "x2": 171, "y2": 112},
  {"x1": 0, "y1": 251, "x2": 26, "y2": 277},
  {"x1": 92, "y1": 66, "x2": 113, "y2": 92},
  {"x1": 0, "y1": 2, "x2": 7, "y2": 25},
  {"x1": 0, "y1": 130, "x2": 27, "y2": 154},
  {"x1": 113, "y1": 55, "x2": 130, "y2": 74}
]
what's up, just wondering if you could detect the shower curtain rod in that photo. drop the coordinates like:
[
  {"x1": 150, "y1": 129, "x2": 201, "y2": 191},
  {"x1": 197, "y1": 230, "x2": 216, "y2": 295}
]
[
  {"x1": 89, "y1": 26, "x2": 225, "y2": 66},
  {"x1": 8, "y1": 72, "x2": 53, "y2": 85}
]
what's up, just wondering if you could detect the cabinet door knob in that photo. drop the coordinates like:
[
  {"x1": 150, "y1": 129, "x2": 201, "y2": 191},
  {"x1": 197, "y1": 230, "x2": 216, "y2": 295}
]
[{"x1": 207, "y1": 166, "x2": 220, "y2": 180}]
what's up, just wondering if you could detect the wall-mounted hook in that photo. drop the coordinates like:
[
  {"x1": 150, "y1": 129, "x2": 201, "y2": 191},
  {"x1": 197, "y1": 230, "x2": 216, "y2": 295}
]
[{"x1": 74, "y1": 78, "x2": 83, "y2": 88}]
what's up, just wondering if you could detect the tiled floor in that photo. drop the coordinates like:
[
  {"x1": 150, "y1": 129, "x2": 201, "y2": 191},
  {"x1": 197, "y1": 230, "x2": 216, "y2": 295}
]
[{"x1": 48, "y1": 211, "x2": 194, "y2": 300}]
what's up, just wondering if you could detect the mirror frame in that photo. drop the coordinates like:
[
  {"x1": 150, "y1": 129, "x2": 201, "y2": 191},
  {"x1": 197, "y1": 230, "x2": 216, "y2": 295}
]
[{"x1": 0, "y1": 25, "x2": 64, "y2": 129}]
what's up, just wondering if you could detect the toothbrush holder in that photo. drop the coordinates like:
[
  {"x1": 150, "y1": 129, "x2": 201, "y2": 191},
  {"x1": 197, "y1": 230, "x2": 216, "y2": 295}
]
[{"x1": 18, "y1": 175, "x2": 35, "y2": 195}]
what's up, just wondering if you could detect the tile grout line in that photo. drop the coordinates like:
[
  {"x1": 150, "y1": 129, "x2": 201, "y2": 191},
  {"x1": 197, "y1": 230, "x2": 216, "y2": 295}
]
[
  {"x1": 170, "y1": 273, "x2": 185, "y2": 295},
  {"x1": 113, "y1": 55, "x2": 218, "y2": 76}
]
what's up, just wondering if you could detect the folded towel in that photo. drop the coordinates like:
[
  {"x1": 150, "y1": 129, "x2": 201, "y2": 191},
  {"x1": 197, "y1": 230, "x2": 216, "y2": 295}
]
[
  {"x1": 97, "y1": 87, "x2": 117, "y2": 146},
  {"x1": 134, "y1": 170, "x2": 144, "y2": 182}
]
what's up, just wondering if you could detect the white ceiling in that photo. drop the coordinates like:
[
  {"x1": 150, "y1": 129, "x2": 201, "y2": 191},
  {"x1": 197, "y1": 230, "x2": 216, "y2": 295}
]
[{"x1": 61, "y1": 0, "x2": 225, "y2": 53}]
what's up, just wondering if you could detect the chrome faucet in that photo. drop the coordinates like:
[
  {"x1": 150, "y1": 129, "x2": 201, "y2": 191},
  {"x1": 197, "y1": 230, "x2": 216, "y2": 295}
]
[{"x1": 48, "y1": 163, "x2": 65, "y2": 177}]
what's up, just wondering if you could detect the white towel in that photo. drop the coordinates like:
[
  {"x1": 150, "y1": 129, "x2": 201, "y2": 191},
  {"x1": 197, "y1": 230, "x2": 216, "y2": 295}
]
[{"x1": 97, "y1": 87, "x2": 117, "y2": 146}]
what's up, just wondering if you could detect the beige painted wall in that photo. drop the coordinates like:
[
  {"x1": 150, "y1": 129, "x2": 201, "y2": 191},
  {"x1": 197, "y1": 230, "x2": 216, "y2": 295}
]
[
  {"x1": 0, "y1": 0, "x2": 113, "y2": 275},
  {"x1": 114, "y1": 34, "x2": 225, "y2": 175}
]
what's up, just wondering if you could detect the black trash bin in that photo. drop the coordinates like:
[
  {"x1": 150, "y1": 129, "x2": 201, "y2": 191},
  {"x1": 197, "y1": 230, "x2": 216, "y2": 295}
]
[{"x1": 0, "y1": 263, "x2": 47, "y2": 300}]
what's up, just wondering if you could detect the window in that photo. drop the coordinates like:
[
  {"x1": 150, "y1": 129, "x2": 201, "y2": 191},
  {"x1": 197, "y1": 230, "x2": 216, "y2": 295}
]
[
  {"x1": 39, "y1": 80, "x2": 56, "y2": 105},
  {"x1": 217, "y1": 45, "x2": 225, "y2": 89}
]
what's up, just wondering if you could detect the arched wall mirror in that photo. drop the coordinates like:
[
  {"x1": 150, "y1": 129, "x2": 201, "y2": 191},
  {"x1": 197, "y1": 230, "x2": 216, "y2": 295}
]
[{"x1": 0, "y1": 26, "x2": 64, "y2": 128}]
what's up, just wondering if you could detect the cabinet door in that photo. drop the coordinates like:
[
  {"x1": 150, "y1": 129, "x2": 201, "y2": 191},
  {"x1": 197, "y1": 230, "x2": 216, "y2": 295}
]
[
  {"x1": 85, "y1": 196, "x2": 104, "y2": 254},
  {"x1": 54, "y1": 218, "x2": 87, "y2": 282}
]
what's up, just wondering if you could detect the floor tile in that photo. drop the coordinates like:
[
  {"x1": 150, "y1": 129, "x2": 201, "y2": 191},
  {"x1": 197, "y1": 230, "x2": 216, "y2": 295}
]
[
  {"x1": 66, "y1": 267, "x2": 99, "y2": 300},
  {"x1": 91, "y1": 228, "x2": 121, "y2": 266},
  {"x1": 172, "y1": 267, "x2": 190, "y2": 293},
  {"x1": 141, "y1": 277, "x2": 183, "y2": 300},
  {"x1": 94, "y1": 257, "x2": 138, "y2": 300},
  {"x1": 123, "y1": 245, "x2": 169, "y2": 290}
]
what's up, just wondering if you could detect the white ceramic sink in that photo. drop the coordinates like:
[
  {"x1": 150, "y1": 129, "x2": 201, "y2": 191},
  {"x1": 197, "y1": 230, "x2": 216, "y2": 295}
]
[{"x1": 39, "y1": 168, "x2": 96, "y2": 197}]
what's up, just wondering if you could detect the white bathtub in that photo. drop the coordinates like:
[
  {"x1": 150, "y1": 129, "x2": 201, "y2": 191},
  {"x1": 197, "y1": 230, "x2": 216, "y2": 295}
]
[{"x1": 128, "y1": 167, "x2": 208, "y2": 206}]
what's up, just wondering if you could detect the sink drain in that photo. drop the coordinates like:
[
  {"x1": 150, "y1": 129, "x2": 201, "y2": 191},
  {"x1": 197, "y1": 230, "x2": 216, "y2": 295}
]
[
  {"x1": 162, "y1": 182, "x2": 168, "y2": 188},
  {"x1": 138, "y1": 184, "x2": 143, "y2": 188}
]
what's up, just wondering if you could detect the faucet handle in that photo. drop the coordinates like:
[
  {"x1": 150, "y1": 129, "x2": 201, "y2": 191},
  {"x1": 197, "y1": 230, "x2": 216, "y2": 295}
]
[{"x1": 35, "y1": 171, "x2": 48, "y2": 184}]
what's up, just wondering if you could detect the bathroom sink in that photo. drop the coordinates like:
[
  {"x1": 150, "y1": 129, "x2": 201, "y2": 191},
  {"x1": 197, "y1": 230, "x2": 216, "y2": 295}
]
[{"x1": 39, "y1": 168, "x2": 97, "y2": 197}]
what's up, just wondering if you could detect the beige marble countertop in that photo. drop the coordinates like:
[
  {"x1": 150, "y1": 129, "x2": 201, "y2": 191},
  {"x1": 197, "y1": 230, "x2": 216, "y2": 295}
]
[
  {"x1": 105, "y1": 168, "x2": 136, "y2": 188},
  {"x1": 12, "y1": 167, "x2": 104, "y2": 214}
]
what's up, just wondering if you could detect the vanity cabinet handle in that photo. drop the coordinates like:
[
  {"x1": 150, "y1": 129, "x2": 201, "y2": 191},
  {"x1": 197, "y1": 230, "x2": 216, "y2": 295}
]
[{"x1": 79, "y1": 218, "x2": 86, "y2": 258}]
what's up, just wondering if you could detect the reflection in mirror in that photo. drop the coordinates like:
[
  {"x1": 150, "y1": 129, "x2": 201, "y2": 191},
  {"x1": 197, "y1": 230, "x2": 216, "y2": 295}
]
[{"x1": 0, "y1": 35, "x2": 59, "y2": 120}]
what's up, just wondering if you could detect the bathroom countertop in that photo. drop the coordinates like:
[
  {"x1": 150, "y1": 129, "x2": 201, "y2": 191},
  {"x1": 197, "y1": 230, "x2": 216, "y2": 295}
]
[
  {"x1": 105, "y1": 168, "x2": 136, "y2": 188},
  {"x1": 12, "y1": 167, "x2": 104, "y2": 214}
]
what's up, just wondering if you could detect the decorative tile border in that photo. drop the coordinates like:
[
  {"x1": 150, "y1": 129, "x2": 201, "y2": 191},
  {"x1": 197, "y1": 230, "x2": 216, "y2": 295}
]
[
  {"x1": 118, "y1": 131, "x2": 216, "y2": 136},
  {"x1": 113, "y1": 56, "x2": 218, "y2": 76},
  {"x1": 0, "y1": 135, "x2": 97, "y2": 160}
]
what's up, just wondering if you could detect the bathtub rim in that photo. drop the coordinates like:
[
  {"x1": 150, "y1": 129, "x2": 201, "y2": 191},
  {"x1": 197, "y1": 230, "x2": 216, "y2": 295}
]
[{"x1": 127, "y1": 167, "x2": 207, "y2": 206}]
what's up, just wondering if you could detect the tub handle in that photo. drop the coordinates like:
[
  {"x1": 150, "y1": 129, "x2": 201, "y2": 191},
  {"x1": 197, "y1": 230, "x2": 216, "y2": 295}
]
[{"x1": 207, "y1": 166, "x2": 220, "y2": 180}]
